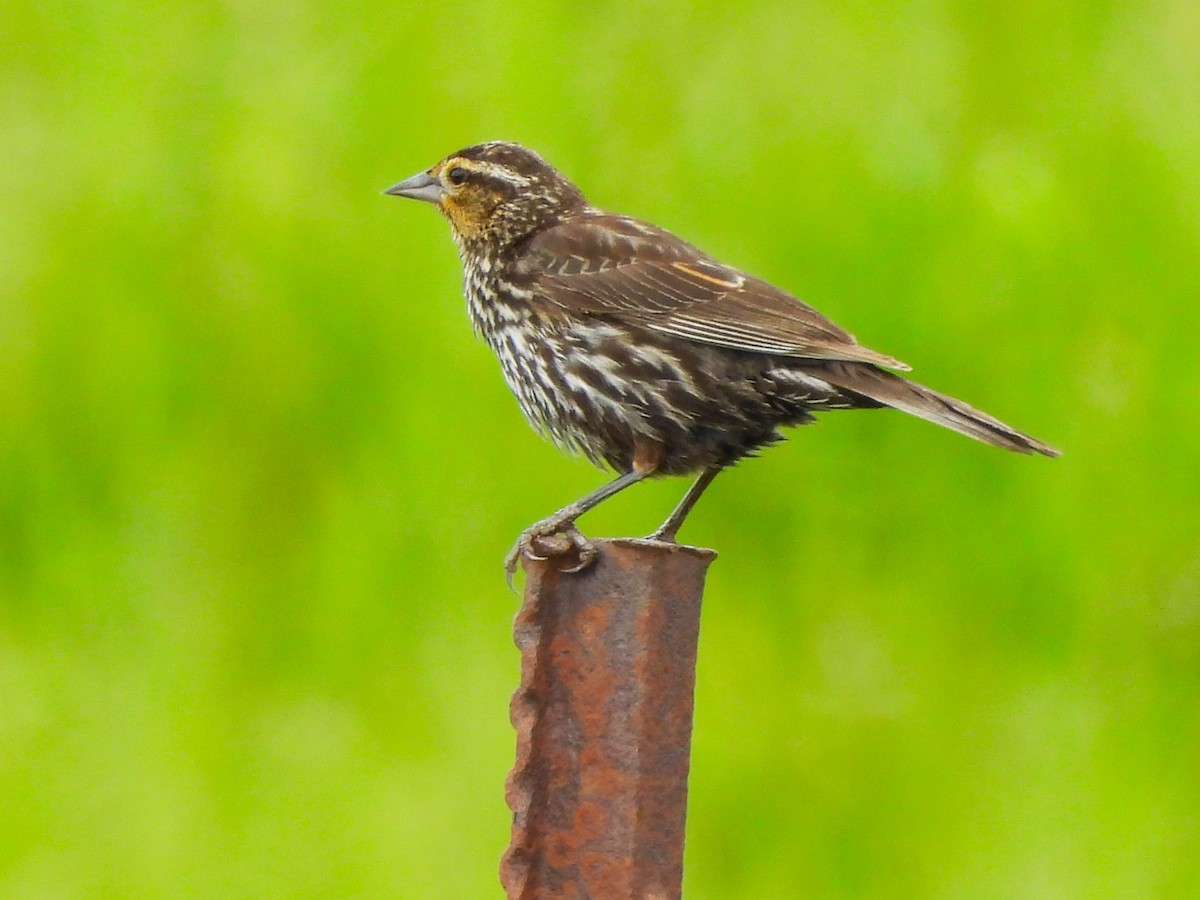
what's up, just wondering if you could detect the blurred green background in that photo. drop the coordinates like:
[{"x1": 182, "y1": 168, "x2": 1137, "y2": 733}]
[{"x1": 2, "y1": 1, "x2": 1198, "y2": 896}]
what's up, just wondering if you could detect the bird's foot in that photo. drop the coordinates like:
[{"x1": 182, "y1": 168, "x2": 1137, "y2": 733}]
[{"x1": 504, "y1": 518, "x2": 598, "y2": 588}]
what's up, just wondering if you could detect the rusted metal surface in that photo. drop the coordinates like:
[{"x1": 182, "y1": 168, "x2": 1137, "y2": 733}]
[{"x1": 501, "y1": 537, "x2": 717, "y2": 900}]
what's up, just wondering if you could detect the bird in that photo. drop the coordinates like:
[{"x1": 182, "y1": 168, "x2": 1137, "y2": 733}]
[{"x1": 385, "y1": 141, "x2": 1058, "y2": 579}]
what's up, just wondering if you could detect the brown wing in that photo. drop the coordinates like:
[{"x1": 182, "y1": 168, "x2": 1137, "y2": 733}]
[{"x1": 515, "y1": 214, "x2": 910, "y2": 370}]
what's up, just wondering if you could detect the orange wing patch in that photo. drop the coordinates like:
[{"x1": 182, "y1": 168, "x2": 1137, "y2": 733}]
[{"x1": 670, "y1": 261, "x2": 744, "y2": 289}]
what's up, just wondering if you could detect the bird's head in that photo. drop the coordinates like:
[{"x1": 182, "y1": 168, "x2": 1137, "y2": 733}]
[{"x1": 386, "y1": 142, "x2": 586, "y2": 250}]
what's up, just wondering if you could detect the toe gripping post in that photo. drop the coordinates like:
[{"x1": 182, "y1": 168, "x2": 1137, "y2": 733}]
[{"x1": 501, "y1": 538, "x2": 717, "y2": 900}]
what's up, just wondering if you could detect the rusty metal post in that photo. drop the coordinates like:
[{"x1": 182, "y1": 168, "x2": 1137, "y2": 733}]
[{"x1": 501, "y1": 537, "x2": 717, "y2": 900}]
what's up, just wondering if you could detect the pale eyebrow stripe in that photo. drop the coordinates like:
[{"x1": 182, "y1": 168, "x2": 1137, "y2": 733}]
[{"x1": 462, "y1": 159, "x2": 533, "y2": 187}]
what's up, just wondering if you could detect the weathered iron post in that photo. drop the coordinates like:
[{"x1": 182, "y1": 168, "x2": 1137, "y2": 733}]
[{"x1": 501, "y1": 538, "x2": 716, "y2": 899}]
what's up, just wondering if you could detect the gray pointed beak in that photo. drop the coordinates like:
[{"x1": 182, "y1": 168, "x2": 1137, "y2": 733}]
[{"x1": 383, "y1": 171, "x2": 443, "y2": 203}]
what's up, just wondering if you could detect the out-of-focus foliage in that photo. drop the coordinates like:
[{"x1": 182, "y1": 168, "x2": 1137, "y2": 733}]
[{"x1": 2, "y1": 1, "x2": 1198, "y2": 896}]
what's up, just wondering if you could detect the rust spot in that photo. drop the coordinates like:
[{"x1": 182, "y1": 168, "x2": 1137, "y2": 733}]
[{"x1": 501, "y1": 539, "x2": 717, "y2": 899}]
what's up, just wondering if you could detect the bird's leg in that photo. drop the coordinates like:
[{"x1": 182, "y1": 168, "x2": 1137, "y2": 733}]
[
  {"x1": 505, "y1": 468, "x2": 651, "y2": 583},
  {"x1": 647, "y1": 466, "x2": 722, "y2": 543}
]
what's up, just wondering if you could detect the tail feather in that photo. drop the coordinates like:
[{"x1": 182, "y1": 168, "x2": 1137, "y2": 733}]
[{"x1": 818, "y1": 363, "x2": 1060, "y2": 457}]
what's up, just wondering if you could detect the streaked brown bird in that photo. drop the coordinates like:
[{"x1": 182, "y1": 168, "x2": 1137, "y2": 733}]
[{"x1": 386, "y1": 142, "x2": 1058, "y2": 578}]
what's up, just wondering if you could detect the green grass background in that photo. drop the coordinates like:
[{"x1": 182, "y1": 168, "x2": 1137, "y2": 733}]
[{"x1": 3, "y1": 1, "x2": 1199, "y2": 896}]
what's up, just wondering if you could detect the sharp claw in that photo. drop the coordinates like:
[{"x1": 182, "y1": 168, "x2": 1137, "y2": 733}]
[
  {"x1": 555, "y1": 528, "x2": 598, "y2": 574},
  {"x1": 502, "y1": 529, "x2": 559, "y2": 591},
  {"x1": 562, "y1": 539, "x2": 598, "y2": 574},
  {"x1": 504, "y1": 539, "x2": 532, "y2": 591},
  {"x1": 561, "y1": 553, "x2": 594, "y2": 574}
]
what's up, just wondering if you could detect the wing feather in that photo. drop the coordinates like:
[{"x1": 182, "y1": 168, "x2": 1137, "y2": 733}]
[{"x1": 518, "y1": 214, "x2": 910, "y2": 370}]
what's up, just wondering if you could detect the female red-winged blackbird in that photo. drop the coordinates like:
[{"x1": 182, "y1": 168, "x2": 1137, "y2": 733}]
[{"x1": 386, "y1": 142, "x2": 1058, "y2": 577}]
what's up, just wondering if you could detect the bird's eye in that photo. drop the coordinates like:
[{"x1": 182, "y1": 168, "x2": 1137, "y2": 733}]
[{"x1": 446, "y1": 166, "x2": 468, "y2": 186}]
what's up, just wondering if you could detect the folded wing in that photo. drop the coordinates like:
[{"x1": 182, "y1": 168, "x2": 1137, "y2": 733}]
[{"x1": 517, "y1": 214, "x2": 910, "y2": 370}]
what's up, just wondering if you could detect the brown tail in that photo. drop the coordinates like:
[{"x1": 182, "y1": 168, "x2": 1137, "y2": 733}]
[{"x1": 819, "y1": 363, "x2": 1060, "y2": 457}]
